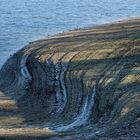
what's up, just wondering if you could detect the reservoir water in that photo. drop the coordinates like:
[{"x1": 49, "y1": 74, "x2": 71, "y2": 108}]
[{"x1": 0, "y1": 0, "x2": 140, "y2": 68}]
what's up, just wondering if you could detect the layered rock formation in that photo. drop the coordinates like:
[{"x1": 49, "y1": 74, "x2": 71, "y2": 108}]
[{"x1": 0, "y1": 18, "x2": 140, "y2": 139}]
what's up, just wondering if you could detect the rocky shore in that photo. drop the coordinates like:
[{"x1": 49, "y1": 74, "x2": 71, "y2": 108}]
[{"x1": 0, "y1": 18, "x2": 140, "y2": 139}]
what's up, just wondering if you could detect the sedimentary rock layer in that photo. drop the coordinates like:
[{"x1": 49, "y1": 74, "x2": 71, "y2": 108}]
[{"x1": 0, "y1": 18, "x2": 140, "y2": 139}]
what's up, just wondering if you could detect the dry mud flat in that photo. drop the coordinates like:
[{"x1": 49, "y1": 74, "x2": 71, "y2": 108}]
[{"x1": 0, "y1": 18, "x2": 140, "y2": 140}]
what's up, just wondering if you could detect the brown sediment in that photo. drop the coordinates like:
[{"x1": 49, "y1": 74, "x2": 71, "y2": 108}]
[{"x1": 0, "y1": 18, "x2": 140, "y2": 139}]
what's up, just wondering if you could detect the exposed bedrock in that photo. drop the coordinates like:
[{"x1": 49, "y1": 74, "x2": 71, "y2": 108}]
[{"x1": 0, "y1": 18, "x2": 140, "y2": 139}]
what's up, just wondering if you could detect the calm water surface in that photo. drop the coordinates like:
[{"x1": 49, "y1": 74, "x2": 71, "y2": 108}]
[{"x1": 0, "y1": 0, "x2": 140, "y2": 68}]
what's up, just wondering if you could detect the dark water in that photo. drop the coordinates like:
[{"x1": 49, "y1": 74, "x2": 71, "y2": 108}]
[{"x1": 0, "y1": 0, "x2": 140, "y2": 68}]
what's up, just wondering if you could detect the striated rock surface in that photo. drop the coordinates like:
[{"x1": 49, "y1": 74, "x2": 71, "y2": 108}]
[{"x1": 0, "y1": 18, "x2": 140, "y2": 139}]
